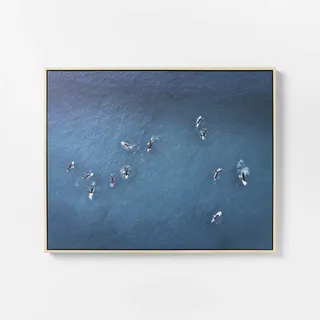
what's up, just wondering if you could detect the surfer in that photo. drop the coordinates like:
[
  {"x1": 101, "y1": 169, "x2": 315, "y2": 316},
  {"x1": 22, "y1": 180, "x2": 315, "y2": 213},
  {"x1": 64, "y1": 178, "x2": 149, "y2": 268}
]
[
  {"x1": 88, "y1": 182, "x2": 95, "y2": 200},
  {"x1": 121, "y1": 141, "x2": 134, "y2": 151},
  {"x1": 66, "y1": 161, "x2": 74, "y2": 172},
  {"x1": 123, "y1": 166, "x2": 130, "y2": 179},
  {"x1": 147, "y1": 138, "x2": 154, "y2": 152},
  {"x1": 239, "y1": 171, "x2": 248, "y2": 186},
  {"x1": 110, "y1": 174, "x2": 115, "y2": 187},
  {"x1": 195, "y1": 116, "x2": 203, "y2": 128},
  {"x1": 120, "y1": 165, "x2": 132, "y2": 179},
  {"x1": 200, "y1": 128, "x2": 207, "y2": 140},
  {"x1": 211, "y1": 211, "x2": 222, "y2": 223},
  {"x1": 236, "y1": 159, "x2": 250, "y2": 186},
  {"x1": 213, "y1": 168, "x2": 222, "y2": 181},
  {"x1": 83, "y1": 171, "x2": 94, "y2": 180}
]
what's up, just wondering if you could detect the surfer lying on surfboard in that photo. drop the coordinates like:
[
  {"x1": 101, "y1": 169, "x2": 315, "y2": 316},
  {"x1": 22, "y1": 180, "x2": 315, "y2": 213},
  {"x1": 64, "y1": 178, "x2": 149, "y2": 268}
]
[
  {"x1": 213, "y1": 168, "x2": 222, "y2": 181},
  {"x1": 147, "y1": 138, "x2": 154, "y2": 152},
  {"x1": 239, "y1": 171, "x2": 248, "y2": 186},
  {"x1": 110, "y1": 174, "x2": 115, "y2": 187},
  {"x1": 66, "y1": 161, "x2": 75, "y2": 172},
  {"x1": 195, "y1": 116, "x2": 203, "y2": 128},
  {"x1": 88, "y1": 182, "x2": 95, "y2": 200},
  {"x1": 83, "y1": 171, "x2": 94, "y2": 180},
  {"x1": 211, "y1": 211, "x2": 222, "y2": 223},
  {"x1": 236, "y1": 159, "x2": 250, "y2": 186},
  {"x1": 121, "y1": 141, "x2": 134, "y2": 151}
]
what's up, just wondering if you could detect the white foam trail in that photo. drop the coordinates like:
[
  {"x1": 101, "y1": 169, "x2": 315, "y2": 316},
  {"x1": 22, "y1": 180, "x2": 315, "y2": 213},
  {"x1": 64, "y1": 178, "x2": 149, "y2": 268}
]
[{"x1": 236, "y1": 159, "x2": 244, "y2": 169}]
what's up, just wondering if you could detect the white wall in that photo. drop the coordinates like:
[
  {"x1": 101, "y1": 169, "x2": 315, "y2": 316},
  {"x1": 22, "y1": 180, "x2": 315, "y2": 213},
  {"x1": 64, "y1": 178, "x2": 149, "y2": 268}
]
[{"x1": 1, "y1": 0, "x2": 319, "y2": 319}]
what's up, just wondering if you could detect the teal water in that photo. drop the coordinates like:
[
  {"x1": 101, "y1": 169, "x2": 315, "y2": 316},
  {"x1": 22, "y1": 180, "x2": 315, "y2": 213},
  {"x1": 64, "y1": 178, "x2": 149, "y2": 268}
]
[{"x1": 47, "y1": 70, "x2": 273, "y2": 250}]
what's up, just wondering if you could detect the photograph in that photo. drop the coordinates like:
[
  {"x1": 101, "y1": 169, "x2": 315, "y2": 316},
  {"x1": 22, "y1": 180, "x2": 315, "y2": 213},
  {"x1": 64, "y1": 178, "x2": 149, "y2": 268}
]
[{"x1": 46, "y1": 69, "x2": 275, "y2": 252}]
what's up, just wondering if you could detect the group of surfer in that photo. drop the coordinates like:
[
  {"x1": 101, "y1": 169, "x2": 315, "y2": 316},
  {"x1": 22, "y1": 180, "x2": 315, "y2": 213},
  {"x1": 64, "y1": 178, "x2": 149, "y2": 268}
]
[
  {"x1": 65, "y1": 115, "x2": 250, "y2": 224},
  {"x1": 67, "y1": 162, "x2": 97, "y2": 199},
  {"x1": 209, "y1": 165, "x2": 248, "y2": 223},
  {"x1": 209, "y1": 164, "x2": 248, "y2": 224},
  {"x1": 194, "y1": 116, "x2": 250, "y2": 224},
  {"x1": 211, "y1": 166, "x2": 247, "y2": 186},
  {"x1": 65, "y1": 136, "x2": 156, "y2": 200},
  {"x1": 195, "y1": 116, "x2": 207, "y2": 140}
]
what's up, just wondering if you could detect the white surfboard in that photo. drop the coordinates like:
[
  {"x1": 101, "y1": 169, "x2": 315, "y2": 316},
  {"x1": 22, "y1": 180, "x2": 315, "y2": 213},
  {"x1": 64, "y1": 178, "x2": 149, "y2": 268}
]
[
  {"x1": 241, "y1": 180, "x2": 247, "y2": 186},
  {"x1": 195, "y1": 116, "x2": 203, "y2": 128},
  {"x1": 213, "y1": 168, "x2": 222, "y2": 181}
]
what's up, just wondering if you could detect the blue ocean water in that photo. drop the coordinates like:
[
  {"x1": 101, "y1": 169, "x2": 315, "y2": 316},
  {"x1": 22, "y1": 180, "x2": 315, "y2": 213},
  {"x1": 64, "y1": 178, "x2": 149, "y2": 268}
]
[{"x1": 47, "y1": 71, "x2": 273, "y2": 250}]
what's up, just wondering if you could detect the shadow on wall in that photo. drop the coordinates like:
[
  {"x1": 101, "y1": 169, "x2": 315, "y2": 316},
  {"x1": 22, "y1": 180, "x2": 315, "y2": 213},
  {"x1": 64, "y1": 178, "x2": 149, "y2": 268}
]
[{"x1": 274, "y1": 70, "x2": 285, "y2": 257}]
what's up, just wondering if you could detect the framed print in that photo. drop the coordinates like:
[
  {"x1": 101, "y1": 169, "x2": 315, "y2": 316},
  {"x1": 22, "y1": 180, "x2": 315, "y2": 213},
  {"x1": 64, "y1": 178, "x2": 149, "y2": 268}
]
[{"x1": 45, "y1": 68, "x2": 275, "y2": 252}]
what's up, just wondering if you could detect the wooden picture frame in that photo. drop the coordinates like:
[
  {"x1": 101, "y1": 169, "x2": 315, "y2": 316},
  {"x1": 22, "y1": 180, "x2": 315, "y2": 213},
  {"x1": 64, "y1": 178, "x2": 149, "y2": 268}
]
[{"x1": 45, "y1": 68, "x2": 276, "y2": 253}]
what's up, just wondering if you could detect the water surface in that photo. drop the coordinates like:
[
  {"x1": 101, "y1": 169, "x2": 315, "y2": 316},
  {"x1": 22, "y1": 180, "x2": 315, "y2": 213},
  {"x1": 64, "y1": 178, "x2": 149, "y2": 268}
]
[{"x1": 47, "y1": 70, "x2": 273, "y2": 250}]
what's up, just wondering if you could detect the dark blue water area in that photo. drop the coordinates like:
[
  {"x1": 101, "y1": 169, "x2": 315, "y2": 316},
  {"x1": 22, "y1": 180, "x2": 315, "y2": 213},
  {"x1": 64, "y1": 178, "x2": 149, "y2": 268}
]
[{"x1": 47, "y1": 71, "x2": 273, "y2": 250}]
